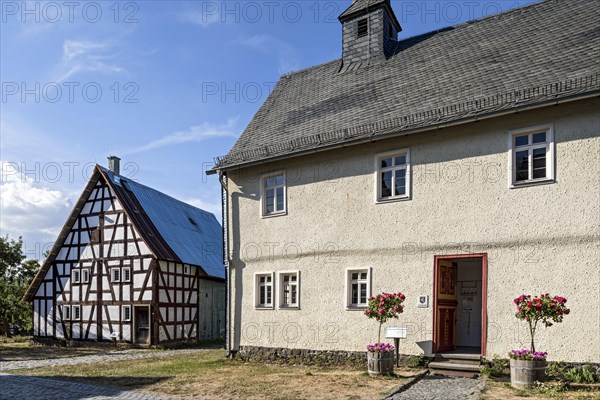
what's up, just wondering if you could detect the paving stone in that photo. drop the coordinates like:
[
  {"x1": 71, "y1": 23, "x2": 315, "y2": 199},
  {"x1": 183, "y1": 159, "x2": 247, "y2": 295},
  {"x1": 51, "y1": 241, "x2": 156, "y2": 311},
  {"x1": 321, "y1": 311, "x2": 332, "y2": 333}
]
[
  {"x1": 0, "y1": 374, "x2": 171, "y2": 400},
  {"x1": 387, "y1": 374, "x2": 486, "y2": 400}
]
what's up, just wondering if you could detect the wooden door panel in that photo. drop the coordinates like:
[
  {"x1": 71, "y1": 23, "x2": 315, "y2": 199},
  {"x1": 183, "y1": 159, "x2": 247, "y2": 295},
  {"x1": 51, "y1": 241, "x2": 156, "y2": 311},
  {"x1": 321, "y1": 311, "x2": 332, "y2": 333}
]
[{"x1": 436, "y1": 260, "x2": 457, "y2": 352}]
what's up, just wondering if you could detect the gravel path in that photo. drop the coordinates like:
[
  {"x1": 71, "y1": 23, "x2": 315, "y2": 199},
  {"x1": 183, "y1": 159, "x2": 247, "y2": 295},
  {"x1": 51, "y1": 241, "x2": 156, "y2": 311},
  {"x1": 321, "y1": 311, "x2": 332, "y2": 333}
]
[
  {"x1": 387, "y1": 374, "x2": 486, "y2": 400},
  {"x1": 0, "y1": 373, "x2": 172, "y2": 400},
  {"x1": 0, "y1": 348, "x2": 212, "y2": 371}
]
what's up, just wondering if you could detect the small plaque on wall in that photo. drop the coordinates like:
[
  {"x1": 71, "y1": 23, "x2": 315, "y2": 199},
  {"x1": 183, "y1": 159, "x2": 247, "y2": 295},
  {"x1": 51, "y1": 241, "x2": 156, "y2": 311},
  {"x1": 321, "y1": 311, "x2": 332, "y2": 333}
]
[{"x1": 417, "y1": 295, "x2": 429, "y2": 308}]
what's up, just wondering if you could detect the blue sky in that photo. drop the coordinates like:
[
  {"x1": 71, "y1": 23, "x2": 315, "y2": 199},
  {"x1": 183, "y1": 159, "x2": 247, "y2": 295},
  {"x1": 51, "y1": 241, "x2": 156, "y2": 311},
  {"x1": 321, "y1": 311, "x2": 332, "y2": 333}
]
[{"x1": 0, "y1": 0, "x2": 537, "y2": 260}]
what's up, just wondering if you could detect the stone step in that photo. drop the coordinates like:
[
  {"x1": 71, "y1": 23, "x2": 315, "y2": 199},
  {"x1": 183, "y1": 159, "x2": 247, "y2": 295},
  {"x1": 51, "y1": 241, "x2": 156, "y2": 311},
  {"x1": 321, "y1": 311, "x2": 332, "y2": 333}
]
[
  {"x1": 428, "y1": 361, "x2": 481, "y2": 378},
  {"x1": 434, "y1": 354, "x2": 481, "y2": 365},
  {"x1": 436, "y1": 353, "x2": 481, "y2": 361}
]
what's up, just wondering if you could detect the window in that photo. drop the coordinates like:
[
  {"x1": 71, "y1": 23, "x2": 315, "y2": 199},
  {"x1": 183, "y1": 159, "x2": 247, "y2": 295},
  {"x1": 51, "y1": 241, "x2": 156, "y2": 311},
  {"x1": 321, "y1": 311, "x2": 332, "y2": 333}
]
[
  {"x1": 112, "y1": 268, "x2": 121, "y2": 282},
  {"x1": 184, "y1": 265, "x2": 189, "y2": 274},
  {"x1": 346, "y1": 269, "x2": 370, "y2": 308},
  {"x1": 62, "y1": 305, "x2": 71, "y2": 320},
  {"x1": 72, "y1": 269, "x2": 80, "y2": 283},
  {"x1": 90, "y1": 228, "x2": 101, "y2": 243},
  {"x1": 357, "y1": 18, "x2": 368, "y2": 38},
  {"x1": 72, "y1": 305, "x2": 81, "y2": 320},
  {"x1": 279, "y1": 272, "x2": 300, "y2": 308},
  {"x1": 123, "y1": 267, "x2": 131, "y2": 282},
  {"x1": 261, "y1": 172, "x2": 286, "y2": 216},
  {"x1": 123, "y1": 305, "x2": 131, "y2": 321},
  {"x1": 82, "y1": 269, "x2": 90, "y2": 283},
  {"x1": 255, "y1": 273, "x2": 274, "y2": 308},
  {"x1": 376, "y1": 149, "x2": 411, "y2": 201},
  {"x1": 509, "y1": 125, "x2": 554, "y2": 186}
]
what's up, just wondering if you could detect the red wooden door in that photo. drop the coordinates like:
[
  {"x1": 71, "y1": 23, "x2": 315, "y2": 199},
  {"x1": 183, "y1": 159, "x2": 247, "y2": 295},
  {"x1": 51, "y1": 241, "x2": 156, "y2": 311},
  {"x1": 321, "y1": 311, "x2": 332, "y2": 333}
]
[{"x1": 436, "y1": 260, "x2": 457, "y2": 352}]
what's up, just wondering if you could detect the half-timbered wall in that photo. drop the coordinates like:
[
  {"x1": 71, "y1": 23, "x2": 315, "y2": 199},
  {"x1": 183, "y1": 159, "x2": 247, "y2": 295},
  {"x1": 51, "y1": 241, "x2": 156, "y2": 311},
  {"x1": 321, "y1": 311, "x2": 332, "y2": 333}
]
[
  {"x1": 32, "y1": 177, "x2": 153, "y2": 342},
  {"x1": 156, "y1": 261, "x2": 199, "y2": 343}
]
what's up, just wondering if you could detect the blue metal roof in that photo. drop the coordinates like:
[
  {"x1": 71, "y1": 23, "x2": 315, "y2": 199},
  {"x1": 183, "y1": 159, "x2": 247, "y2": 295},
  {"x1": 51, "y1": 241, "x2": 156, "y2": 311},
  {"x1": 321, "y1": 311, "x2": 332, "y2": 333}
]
[{"x1": 100, "y1": 167, "x2": 224, "y2": 279}]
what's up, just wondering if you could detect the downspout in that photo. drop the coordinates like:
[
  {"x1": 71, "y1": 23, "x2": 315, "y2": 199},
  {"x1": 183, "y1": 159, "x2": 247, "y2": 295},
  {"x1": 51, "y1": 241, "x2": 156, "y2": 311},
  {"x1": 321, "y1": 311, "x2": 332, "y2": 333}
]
[{"x1": 219, "y1": 170, "x2": 232, "y2": 357}]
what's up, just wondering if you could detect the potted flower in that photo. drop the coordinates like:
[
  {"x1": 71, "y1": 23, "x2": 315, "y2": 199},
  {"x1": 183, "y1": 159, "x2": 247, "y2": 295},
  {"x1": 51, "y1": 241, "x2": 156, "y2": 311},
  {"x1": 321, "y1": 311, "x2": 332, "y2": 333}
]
[
  {"x1": 364, "y1": 292, "x2": 405, "y2": 376},
  {"x1": 510, "y1": 293, "x2": 570, "y2": 388}
]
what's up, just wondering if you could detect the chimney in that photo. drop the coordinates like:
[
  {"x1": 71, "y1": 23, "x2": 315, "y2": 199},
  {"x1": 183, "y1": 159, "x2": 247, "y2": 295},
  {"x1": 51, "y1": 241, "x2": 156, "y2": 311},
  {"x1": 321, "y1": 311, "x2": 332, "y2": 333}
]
[
  {"x1": 107, "y1": 156, "x2": 121, "y2": 175},
  {"x1": 338, "y1": 0, "x2": 402, "y2": 67}
]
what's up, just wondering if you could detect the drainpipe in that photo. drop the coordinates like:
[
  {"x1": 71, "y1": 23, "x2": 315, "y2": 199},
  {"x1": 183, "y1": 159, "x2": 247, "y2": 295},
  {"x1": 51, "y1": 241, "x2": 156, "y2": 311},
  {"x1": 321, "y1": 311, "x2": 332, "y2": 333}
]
[{"x1": 219, "y1": 170, "x2": 232, "y2": 357}]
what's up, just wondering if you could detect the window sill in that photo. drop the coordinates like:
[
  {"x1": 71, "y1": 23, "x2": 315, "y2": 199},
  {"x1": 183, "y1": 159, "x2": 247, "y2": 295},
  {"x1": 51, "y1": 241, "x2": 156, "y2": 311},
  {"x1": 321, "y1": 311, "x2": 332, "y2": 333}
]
[
  {"x1": 255, "y1": 306, "x2": 274, "y2": 310},
  {"x1": 261, "y1": 211, "x2": 288, "y2": 219},
  {"x1": 346, "y1": 306, "x2": 368, "y2": 311},
  {"x1": 375, "y1": 196, "x2": 411, "y2": 204},
  {"x1": 510, "y1": 179, "x2": 555, "y2": 189},
  {"x1": 279, "y1": 306, "x2": 300, "y2": 310}
]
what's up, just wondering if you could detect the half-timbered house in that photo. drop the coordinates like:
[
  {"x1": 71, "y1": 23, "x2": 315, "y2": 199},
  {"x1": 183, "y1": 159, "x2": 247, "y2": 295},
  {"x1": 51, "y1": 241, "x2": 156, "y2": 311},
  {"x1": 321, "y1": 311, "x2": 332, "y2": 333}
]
[{"x1": 24, "y1": 157, "x2": 225, "y2": 345}]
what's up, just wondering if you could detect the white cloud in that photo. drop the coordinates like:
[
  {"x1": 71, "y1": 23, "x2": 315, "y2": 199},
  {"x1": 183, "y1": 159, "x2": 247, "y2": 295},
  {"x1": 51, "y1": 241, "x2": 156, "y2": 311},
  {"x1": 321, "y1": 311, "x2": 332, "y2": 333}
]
[
  {"x1": 239, "y1": 35, "x2": 299, "y2": 74},
  {"x1": 185, "y1": 198, "x2": 222, "y2": 218},
  {"x1": 56, "y1": 40, "x2": 124, "y2": 82},
  {"x1": 179, "y1": 9, "x2": 221, "y2": 27},
  {"x1": 122, "y1": 118, "x2": 239, "y2": 155},
  {"x1": 0, "y1": 161, "x2": 72, "y2": 258}
]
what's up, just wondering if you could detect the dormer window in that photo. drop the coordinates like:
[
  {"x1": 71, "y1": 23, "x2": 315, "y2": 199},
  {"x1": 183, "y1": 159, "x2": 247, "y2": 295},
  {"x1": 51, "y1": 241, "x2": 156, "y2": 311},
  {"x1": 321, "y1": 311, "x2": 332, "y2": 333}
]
[{"x1": 357, "y1": 18, "x2": 368, "y2": 38}]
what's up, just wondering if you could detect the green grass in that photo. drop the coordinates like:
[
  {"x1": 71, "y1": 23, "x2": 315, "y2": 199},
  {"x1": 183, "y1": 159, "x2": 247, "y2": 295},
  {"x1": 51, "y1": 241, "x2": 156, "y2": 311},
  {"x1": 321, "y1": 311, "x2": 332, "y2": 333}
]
[{"x1": 14, "y1": 349, "x2": 415, "y2": 399}]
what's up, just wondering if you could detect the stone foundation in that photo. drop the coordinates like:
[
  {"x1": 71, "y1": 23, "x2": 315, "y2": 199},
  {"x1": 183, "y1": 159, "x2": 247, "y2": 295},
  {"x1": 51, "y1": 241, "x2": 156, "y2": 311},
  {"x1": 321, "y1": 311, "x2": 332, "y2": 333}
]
[{"x1": 236, "y1": 346, "x2": 424, "y2": 367}]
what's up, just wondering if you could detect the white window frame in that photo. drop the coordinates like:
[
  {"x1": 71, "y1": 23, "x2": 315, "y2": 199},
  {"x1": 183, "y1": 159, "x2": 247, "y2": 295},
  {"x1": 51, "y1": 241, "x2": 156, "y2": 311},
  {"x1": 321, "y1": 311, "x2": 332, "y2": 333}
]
[
  {"x1": 508, "y1": 124, "x2": 555, "y2": 187},
  {"x1": 72, "y1": 305, "x2": 81, "y2": 321},
  {"x1": 72, "y1": 269, "x2": 80, "y2": 283},
  {"x1": 62, "y1": 305, "x2": 71, "y2": 321},
  {"x1": 374, "y1": 149, "x2": 411, "y2": 203},
  {"x1": 122, "y1": 305, "x2": 131, "y2": 322},
  {"x1": 345, "y1": 268, "x2": 371, "y2": 309},
  {"x1": 260, "y1": 171, "x2": 287, "y2": 217},
  {"x1": 111, "y1": 268, "x2": 121, "y2": 282},
  {"x1": 82, "y1": 268, "x2": 90, "y2": 283},
  {"x1": 122, "y1": 267, "x2": 131, "y2": 282},
  {"x1": 254, "y1": 272, "x2": 275, "y2": 309},
  {"x1": 279, "y1": 271, "x2": 300, "y2": 309}
]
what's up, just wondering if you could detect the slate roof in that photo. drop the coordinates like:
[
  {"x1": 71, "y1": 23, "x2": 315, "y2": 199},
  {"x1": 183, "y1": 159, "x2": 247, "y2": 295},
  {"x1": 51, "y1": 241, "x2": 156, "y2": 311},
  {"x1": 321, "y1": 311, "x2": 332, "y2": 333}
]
[
  {"x1": 211, "y1": 0, "x2": 600, "y2": 172},
  {"x1": 339, "y1": 0, "x2": 387, "y2": 20},
  {"x1": 339, "y1": 0, "x2": 400, "y2": 30}
]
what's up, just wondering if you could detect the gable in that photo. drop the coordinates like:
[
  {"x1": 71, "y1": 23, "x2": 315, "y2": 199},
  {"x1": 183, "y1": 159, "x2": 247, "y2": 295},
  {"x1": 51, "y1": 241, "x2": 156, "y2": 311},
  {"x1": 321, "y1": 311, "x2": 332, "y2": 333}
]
[{"x1": 23, "y1": 170, "x2": 154, "y2": 301}]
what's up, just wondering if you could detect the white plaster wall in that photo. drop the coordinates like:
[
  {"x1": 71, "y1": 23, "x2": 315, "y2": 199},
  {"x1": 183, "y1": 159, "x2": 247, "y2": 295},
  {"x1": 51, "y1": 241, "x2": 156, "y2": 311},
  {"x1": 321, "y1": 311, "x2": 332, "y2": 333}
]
[{"x1": 227, "y1": 99, "x2": 600, "y2": 362}]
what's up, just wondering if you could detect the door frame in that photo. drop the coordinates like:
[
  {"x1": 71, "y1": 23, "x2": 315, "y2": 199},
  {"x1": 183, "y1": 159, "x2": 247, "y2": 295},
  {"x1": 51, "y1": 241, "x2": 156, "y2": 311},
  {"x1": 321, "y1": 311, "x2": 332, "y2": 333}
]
[
  {"x1": 133, "y1": 305, "x2": 151, "y2": 345},
  {"x1": 432, "y1": 253, "x2": 488, "y2": 356}
]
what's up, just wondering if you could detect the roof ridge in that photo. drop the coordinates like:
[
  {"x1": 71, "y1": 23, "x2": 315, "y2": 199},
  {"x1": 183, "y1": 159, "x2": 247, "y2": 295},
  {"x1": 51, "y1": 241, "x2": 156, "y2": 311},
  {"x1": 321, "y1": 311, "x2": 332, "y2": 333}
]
[
  {"x1": 98, "y1": 165, "x2": 214, "y2": 218},
  {"x1": 278, "y1": 0, "x2": 551, "y2": 81}
]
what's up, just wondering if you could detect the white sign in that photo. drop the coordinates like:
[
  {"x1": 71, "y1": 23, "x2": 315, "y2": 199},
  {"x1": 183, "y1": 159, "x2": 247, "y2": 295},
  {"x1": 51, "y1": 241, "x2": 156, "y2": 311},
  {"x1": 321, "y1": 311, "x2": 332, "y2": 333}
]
[
  {"x1": 417, "y1": 295, "x2": 429, "y2": 308},
  {"x1": 385, "y1": 327, "x2": 407, "y2": 339}
]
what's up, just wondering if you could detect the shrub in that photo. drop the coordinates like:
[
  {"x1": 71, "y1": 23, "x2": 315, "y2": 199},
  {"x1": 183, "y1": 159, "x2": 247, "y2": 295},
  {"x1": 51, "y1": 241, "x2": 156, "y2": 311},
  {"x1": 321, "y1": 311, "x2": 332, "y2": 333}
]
[
  {"x1": 564, "y1": 365, "x2": 598, "y2": 384},
  {"x1": 481, "y1": 355, "x2": 509, "y2": 377}
]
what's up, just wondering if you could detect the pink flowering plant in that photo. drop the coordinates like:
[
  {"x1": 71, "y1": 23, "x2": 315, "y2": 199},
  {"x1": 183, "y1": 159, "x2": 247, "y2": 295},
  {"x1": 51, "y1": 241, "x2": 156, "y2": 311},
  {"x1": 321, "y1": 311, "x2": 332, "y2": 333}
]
[
  {"x1": 512, "y1": 293, "x2": 570, "y2": 356},
  {"x1": 364, "y1": 292, "x2": 406, "y2": 352},
  {"x1": 508, "y1": 349, "x2": 548, "y2": 361},
  {"x1": 367, "y1": 343, "x2": 395, "y2": 353}
]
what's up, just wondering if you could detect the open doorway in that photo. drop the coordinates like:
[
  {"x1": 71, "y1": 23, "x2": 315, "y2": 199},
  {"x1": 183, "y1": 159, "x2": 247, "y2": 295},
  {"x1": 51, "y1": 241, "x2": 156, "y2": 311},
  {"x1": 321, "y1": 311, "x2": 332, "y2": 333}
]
[
  {"x1": 134, "y1": 306, "x2": 151, "y2": 345},
  {"x1": 433, "y1": 254, "x2": 488, "y2": 356}
]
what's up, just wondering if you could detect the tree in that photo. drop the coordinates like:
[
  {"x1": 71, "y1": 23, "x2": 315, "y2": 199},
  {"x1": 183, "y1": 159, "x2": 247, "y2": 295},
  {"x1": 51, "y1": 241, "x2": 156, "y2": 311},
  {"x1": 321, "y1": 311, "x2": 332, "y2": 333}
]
[
  {"x1": 513, "y1": 293, "x2": 570, "y2": 352},
  {"x1": 0, "y1": 236, "x2": 40, "y2": 336}
]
